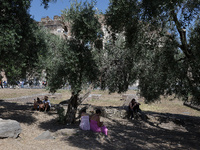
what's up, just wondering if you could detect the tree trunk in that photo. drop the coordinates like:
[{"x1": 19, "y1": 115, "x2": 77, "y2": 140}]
[
  {"x1": 65, "y1": 92, "x2": 79, "y2": 124},
  {"x1": 65, "y1": 86, "x2": 92, "y2": 124}
]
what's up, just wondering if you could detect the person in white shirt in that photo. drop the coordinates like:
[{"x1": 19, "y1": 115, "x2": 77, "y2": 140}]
[
  {"x1": 39, "y1": 96, "x2": 51, "y2": 112},
  {"x1": 79, "y1": 109, "x2": 90, "y2": 130}
]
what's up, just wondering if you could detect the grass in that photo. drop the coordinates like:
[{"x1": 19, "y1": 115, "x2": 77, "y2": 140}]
[
  {"x1": 140, "y1": 96, "x2": 200, "y2": 117},
  {"x1": 0, "y1": 88, "x2": 49, "y2": 99},
  {"x1": 1, "y1": 88, "x2": 200, "y2": 117}
]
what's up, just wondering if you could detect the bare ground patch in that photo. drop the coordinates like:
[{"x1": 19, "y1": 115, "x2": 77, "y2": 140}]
[{"x1": 0, "y1": 89, "x2": 200, "y2": 150}]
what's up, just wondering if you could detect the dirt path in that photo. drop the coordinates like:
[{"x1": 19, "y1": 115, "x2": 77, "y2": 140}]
[{"x1": 0, "y1": 99, "x2": 200, "y2": 150}]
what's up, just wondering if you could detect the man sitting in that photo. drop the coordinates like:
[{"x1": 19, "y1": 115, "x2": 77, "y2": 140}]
[
  {"x1": 129, "y1": 98, "x2": 141, "y2": 120},
  {"x1": 39, "y1": 96, "x2": 51, "y2": 112}
]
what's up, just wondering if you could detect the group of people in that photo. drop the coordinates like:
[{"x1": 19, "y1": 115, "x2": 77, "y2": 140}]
[
  {"x1": 79, "y1": 109, "x2": 108, "y2": 136},
  {"x1": 33, "y1": 96, "x2": 51, "y2": 112},
  {"x1": 79, "y1": 98, "x2": 141, "y2": 135},
  {"x1": 33, "y1": 96, "x2": 141, "y2": 135},
  {"x1": 0, "y1": 80, "x2": 7, "y2": 88}
]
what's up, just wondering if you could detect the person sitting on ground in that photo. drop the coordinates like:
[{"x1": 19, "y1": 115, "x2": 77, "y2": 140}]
[
  {"x1": 129, "y1": 98, "x2": 141, "y2": 120},
  {"x1": 79, "y1": 108, "x2": 90, "y2": 130},
  {"x1": 39, "y1": 96, "x2": 51, "y2": 112},
  {"x1": 0, "y1": 80, "x2": 3, "y2": 89},
  {"x1": 90, "y1": 109, "x2": 108, "y2": 136},
  {"x1": 33, "y1": 97, "x2": 43, "y2": 110}
]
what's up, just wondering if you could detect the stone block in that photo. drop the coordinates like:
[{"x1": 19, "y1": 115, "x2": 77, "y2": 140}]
[
  {"x1": 35, "y1": 131, "x2": 55, "y2": 140},
  {"x1": 0, "y1": 118, "x2": 21, "y2": 138}
]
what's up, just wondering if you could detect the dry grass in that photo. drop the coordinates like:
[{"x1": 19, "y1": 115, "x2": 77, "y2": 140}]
[
  {"x1": 140, "y1": 98, "x2": 200, "y2": 117},
  {"x1": 0, "y1": 89, "x2": 49, "y2": 99},
  {"x1": 1, "y1": 88, "x2": 200, "y2": 117},
  {"x1": 1, "y1": 89, "x2": 200, "y2": 150},
  {"x1": 82, "y1": 89, "x2": 139, "y2": 106}
]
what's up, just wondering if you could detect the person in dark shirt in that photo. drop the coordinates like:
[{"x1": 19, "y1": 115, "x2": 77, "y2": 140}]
[
  {"x1": 129, "y1": 98, "x2": 141, "y2": 120},
  {"x1": 33, "y1": 97, "x2": 43, "y2": 110}
]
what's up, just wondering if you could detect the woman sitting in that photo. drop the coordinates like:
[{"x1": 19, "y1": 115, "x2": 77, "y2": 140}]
[
  {"x1": 33, "y1": 97, "x2": 43, "y2": 110},
  {"x1": 90, "y1": 109, "x2": 108, "y2": 136},
  {"x1": 79, "y1": 109, "x2": 90, "y2": 130}
]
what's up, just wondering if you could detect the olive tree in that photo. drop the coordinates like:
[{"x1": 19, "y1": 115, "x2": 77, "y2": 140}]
[
  {"x1": 104, "y1": 0, "x2": 200, "y2": 103},
  {"x1": 0, "y1": 0, "x2": 55, "y2": 84},
  {"x1": 45, "y1": 0, "x2": 103, "y2": 123}
]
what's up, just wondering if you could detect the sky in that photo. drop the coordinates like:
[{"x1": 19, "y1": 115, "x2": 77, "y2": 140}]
[{"x1": 29, "y1": 0, "x2": 110, "y2": 22}]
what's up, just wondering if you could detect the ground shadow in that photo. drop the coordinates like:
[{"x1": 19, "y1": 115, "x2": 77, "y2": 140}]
[
  {"x1": 59, "y1": 110, "x2": 200, "y2": 150},
  {"x1": 38, "y1": 117, "x2": 70, "y2": 132},
  {"x1": 0, "y1": 99, "x2": 37, "y2": 124},
  {"x1": 2, "y1": 99, "x2": 199, "y2": 149}
]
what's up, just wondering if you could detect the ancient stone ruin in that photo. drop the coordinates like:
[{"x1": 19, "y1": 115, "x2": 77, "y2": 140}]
[{"x1": 0, "y1": 118, "x2": 21, "y2": 138}]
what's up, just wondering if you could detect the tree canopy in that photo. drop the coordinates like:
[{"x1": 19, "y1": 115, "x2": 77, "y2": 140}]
[
  {"x1": 45, "y1": 0, "x2": 102, "y2": 94},
  {"x1": 1, "y1": 0, "x2": 200, "y2": 105},
  {"x1": 41, "y1": 0, "x2": 103, "y2": 123},
  {"x1": 104, "y1": 0, "x2": 200, "y2": 103},
  {"x1": 0, "y1": 0, "x2": 49, "y2": 84}
]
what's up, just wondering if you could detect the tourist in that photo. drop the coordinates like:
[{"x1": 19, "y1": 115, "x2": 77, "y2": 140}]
[
  {"x1": 33, "y1": 97, "x2": 43, "y2": 110},
  {"x1": 21, "y1": 81, "x2": 24, "y2": 88},
  {"x1": 90, "y1": 109, "x2": 108, "y2": 136},
  {"x1": 39, "y1": 96, "x2": 51, "y2": 112},
  {"x1": 79, "y1": 109, "x2": 90, "y2": 130},
  {"x1": 129, "y1": 98, "x2": 141, "y2": 120},
  {"x1": 0, "y1": 80, "x2": 3, "y2": 89}
]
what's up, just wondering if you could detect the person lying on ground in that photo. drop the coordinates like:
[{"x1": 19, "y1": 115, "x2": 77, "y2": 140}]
[
  {"x1": 90, "y1": 109, "x2": 108, "y2": 136},
  {"x1": 33, "y1": 97, "x2": 43, "y2": 110},
  {"x1": 39, "y1": 96, "x2": 51, "y2": 112},
  {"x1": 79, "y1": 109, "x2": 90, "y2": 130}
]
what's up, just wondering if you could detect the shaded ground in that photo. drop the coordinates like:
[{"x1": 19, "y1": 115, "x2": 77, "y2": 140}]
[{"x1": 0, "y1": 96, "x2": 200, "y2": 149}]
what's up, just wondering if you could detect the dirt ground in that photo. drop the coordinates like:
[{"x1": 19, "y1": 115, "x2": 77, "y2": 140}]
[{"x1": 0, "y1": 90, "x2": 200, "y2": 150}]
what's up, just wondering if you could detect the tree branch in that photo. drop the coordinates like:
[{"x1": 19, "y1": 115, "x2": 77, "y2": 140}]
[{"x1": 170, "y1": 10, "x2": 193, "y2": 59}]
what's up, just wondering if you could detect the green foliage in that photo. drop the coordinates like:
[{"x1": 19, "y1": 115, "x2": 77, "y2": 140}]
[
  {"x1": 0, "y1": 0, "x2": 48, "y2": 83},
  {"x1": 96, "y1": 34, "x2": 138, "y2": 93},
  {"x1": 45, "y1": 0, "x2": 101, "y2": 94},
  {"x1": 105, "y1": 0, "x2": 200, "y2": 103},
  {"x1": 40, "y1": 0, "x2": 57, "y2": 9},
  {"x1": 62, "y1": 0, "x2": 103, "y2": 44},
  {"x1": 57, "y1": 107, "x2": 66, "y2": 124}
]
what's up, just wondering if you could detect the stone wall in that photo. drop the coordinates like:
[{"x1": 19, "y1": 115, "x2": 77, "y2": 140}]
[
  {"x1": 39, "y1": 16, "x2": 65, "y2": 37},
  {"x1": 4, "y1": 93, "x2": 62, "y2": 103}
]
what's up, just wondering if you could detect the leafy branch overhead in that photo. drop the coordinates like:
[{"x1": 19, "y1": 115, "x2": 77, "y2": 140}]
[
  {"x1": 45, "y1": 0, "x2": 102, "y2": 94},
  {"x1": 1, "y1": 0, "x2": 200, "y2": 105},
  {"x1": 105, "y1": 0, "x2": 200, "y2": 103}
]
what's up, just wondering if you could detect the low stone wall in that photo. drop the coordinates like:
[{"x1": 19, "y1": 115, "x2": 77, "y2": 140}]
[
  {"x1": 57, "y1": 104, "x2": 129, "y2": 124},
  {"x1": 122, "y1": 94, "x2": 139, "y2": 106},
  {"x1": 86, "y1": 94, "x2": 102, "y2": 101},
  {"x1": 4, "y1": 93, "x2": 62, "y2": 103},
  {"x1": 184, "y1": 101, "x2": 200, "y2": 111}
]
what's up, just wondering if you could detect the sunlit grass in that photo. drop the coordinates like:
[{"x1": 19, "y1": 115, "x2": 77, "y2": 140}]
[
  {"x1": 1, "y1": 88, "x2": 200, "y2": 117},
  {"x1": 0, "y1": 89, "x2": 48, "y2": 99}
]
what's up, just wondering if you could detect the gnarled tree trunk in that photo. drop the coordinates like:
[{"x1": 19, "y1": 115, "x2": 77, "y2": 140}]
[
  {"x1": 65, "y1": 88, "x2": 91, "y2": 124},
  {"x1": 65, "y1": 92, "x2": 79, "y2": 124}
]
